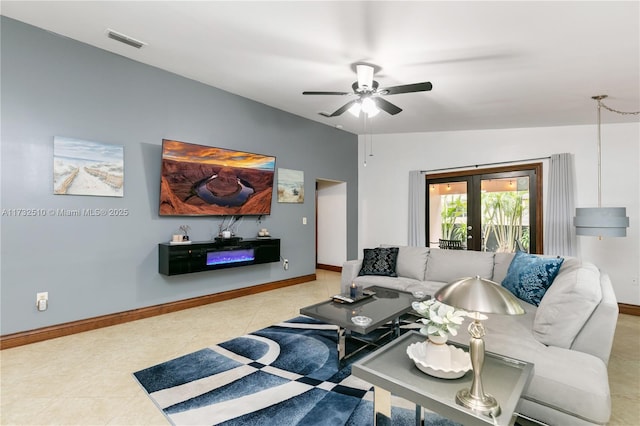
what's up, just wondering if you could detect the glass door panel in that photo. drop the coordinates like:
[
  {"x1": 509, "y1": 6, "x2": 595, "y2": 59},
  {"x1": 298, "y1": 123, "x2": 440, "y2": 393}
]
[
  {"x1": 427, "y1": 164, "x2": 540, "y2": 253},
  {"x1": 428, "y1": 181, "x2": 468, "y2": 249},
  {"x1": 480, "y1": 177, "x2": 530, "y2": 253}
]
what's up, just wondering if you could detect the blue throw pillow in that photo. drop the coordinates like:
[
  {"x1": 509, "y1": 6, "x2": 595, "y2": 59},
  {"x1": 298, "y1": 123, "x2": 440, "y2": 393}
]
[
  {"x1": 358, "y1": 247, "x2": 399, "y2": 277},
  {"x1": 501, "y1": 251, "x2": 564, "y2": 306}
]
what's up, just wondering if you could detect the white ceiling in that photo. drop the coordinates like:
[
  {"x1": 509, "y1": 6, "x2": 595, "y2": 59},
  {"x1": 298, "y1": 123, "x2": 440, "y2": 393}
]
[{"x1": 2, "y1": 1, "x2": 639, "y2": 135}]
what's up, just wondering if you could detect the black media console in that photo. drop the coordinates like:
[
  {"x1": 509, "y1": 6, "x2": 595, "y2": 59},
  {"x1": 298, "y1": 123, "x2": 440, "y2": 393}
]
[{"x1": 158, "y1": 238, "x2": 280, "y2": 276}]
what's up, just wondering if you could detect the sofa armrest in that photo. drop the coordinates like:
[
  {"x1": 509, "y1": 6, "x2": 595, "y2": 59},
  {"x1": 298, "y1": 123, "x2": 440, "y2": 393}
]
[
  {"x1": 571, "y1": 271, "x2": 619, "y2": 365},
  {"x1": 341, "y1": 259, "x2": 362, "y2": 294}
]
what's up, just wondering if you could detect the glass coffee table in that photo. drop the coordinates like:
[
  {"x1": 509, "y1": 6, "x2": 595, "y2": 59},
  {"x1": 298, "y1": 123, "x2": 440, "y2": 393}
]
[
  {"x1": 300, "y1": 286, "x2": 415, "y2": 363},
  {"x1": 351, "y1": 331, "x2": 534, "y2": 426}
]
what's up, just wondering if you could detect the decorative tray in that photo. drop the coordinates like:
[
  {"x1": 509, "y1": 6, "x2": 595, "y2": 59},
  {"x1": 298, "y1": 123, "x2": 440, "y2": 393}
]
[{"x1": 331, "y1": 290, "x2": 375, "y2": 304}]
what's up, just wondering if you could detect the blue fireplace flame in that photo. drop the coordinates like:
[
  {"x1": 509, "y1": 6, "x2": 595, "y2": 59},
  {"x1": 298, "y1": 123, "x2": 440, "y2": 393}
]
[{"x1": 206, "y1": 249, "x2": 255, "y2": 266}]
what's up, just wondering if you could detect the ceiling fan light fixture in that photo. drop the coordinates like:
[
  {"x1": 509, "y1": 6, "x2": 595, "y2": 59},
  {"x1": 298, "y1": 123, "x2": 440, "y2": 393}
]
[
  {"x1": 361, "y1": 97, "x2": 379, "y2": 116},
  {"x1": 356, "y1": 64, "x2": 374, "y2": 91},
  {"x1": 348, "y1": 102, "x2": 361, "y2": 117},
  {"x1": 348, "y1": 98, "x2": 379, "y2": 118},
  {"x1": 303, "y1": 62, "x2": 430, "y2": 118}
]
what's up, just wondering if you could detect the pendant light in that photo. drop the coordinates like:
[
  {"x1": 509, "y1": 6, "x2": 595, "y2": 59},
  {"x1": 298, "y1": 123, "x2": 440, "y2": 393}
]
[{"x1": 574, "y1": 95, "x2": 634, "y2": 237}]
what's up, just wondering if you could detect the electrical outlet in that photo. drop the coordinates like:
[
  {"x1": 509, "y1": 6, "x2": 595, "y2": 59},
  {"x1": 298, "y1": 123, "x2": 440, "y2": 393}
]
[
  {"x1": 302, "y1": 217, "x2": 307, "y2": 225},
  {"x1": 283, "y1": 259, "x2": 289, "y2": 270},
  {"x1": 36, "y1": 292, "x2": 48, "y2": 311}
]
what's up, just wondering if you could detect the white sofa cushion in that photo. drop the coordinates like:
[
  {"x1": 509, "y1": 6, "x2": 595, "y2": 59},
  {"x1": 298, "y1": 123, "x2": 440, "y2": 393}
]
[
  {"x1": 381, "y1": 245, "x2": 429, "y2": 281},
  {"x1": 533, "y1": 258, "x2": 602, "y2": 348},
  {"x1": 425, "y1": 249, "x2": 495, "y2": 283}
]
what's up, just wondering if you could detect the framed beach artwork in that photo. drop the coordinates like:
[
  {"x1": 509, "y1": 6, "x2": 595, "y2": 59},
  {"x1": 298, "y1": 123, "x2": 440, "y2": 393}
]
[
  {"x1": 277, "y1": 168, "x2": 304, "y2": 203},
  {"x1": 53, "y1": 136, "x2": 124, "y2": 197}
]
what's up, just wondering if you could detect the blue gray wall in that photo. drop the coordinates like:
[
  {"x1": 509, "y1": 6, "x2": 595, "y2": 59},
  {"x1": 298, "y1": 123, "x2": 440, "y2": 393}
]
[{"x1": 0, "y1": 17, "x2": 358, "y2": 335}]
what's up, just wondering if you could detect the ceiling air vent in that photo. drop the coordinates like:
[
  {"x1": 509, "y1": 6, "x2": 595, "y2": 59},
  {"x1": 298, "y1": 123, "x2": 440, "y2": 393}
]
[{"x1": 106, "y1": 29, "x2": 147, "y2": 49}]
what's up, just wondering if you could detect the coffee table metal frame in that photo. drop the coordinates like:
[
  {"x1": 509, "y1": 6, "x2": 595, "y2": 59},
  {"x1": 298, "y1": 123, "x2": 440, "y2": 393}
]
[
  {"x1": 299, "y1": 286, "x2": 415, "y2": 363},
  {"x1": 351, "y1": 331, "x2": 534, "y2": 426}
]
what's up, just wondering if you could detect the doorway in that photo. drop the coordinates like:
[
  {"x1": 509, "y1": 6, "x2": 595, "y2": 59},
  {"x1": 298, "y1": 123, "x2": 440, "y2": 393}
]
[
  {"x1": 316, "y1": 179, "x2": 347, "y2": 271},
  {"x1": 426, "y1": 163, "x2": 542, "y2": 253}
]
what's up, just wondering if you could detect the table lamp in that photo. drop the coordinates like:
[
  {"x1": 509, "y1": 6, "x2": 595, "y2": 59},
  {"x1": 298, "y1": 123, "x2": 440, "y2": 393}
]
[{"x1": 433, "y1": 275, "x2": 524, "y2": 416}]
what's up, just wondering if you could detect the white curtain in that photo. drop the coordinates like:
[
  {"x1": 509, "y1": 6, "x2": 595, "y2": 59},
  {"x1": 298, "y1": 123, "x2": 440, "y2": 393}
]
[
  {"x1": 408, "y1": 170, "x2": 426, "y2": 246},
  {"x1": 544, "y1": 153, "x2": 576, "y2": 256}
]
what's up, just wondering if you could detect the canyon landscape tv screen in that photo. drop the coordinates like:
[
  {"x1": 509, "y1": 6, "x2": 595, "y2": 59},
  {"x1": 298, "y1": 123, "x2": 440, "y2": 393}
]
[{"x1": 159, "y1": 139, "x2": 276, "y2": 216}]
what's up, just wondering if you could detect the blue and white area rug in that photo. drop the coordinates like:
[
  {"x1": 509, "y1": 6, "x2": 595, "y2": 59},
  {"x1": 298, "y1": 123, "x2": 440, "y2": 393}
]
[{"x1": 133, "y1": 316, "x2": 459, "y2": 426}]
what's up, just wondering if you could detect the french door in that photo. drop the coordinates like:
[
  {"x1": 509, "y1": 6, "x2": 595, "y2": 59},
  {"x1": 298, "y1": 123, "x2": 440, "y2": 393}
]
[{"x1": 426, "y1": 164, "x2": 542, "y2": 253}]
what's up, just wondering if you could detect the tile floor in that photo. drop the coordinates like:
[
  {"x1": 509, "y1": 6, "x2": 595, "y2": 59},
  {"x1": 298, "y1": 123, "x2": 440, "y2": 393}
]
[{"x1": 1, "y1": 270, "x2": 638, "y2": 425}]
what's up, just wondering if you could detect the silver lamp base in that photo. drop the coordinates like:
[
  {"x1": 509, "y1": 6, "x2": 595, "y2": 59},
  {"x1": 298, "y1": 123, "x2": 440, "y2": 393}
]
[{"x1": 456, "y1": 388, "x2": 501, "y2": 416}]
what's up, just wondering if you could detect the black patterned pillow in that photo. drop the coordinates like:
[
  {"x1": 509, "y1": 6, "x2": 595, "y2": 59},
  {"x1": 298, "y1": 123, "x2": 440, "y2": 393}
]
[{"x1": 358, "y1": 247, "x2": 399, "y2": 277}]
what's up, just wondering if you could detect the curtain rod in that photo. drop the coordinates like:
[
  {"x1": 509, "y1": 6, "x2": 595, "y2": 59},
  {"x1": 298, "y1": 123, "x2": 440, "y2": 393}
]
[{"x1": 420, "y1": 156, "x2": 551, "y2": 174}]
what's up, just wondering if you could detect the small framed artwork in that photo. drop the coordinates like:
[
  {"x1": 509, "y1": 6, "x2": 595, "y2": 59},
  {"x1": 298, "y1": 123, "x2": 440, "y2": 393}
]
[
  {"x1": 53, "y1": 136, "x2": 124, "y2": 197},
  {"x1": 277, "y1": 168, "x2": 304, "y2": 203}
]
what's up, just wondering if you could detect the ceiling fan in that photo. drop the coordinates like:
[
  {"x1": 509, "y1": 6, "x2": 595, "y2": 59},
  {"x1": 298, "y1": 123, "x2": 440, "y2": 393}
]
[{"x1": 302, "y1": 64, "x2": 432, "y2": 117}]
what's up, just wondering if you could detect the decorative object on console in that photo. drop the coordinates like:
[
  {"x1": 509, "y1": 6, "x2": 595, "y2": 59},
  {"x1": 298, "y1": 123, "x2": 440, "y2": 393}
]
[
  {"x1": 179, "y1": 225, "x2": 190, "y2": 241},
  {"x1": 53, "y1": 136, "x2": 124, "y2": 197},
  {"x1": 501, "y1": 251, "x2": 564, "y2": 306},
  {"x1": 277, "y1": 168, "x2": 304, "y2": 203},
  {"x1": 159, "y1": 139, "x2": 276, "y2": 216},
  {"x1": 574, "y1": 95, "x2": 636, "y2": 237},
  {"x1": 170, "y1": 233, "x2": 192, "y2": 245},
  {"x1": 358, "y1": 247, "x2": 399, "y2": 277},
  {"x1": 434, "y1": 275, "x2": 524, "y2": 416},
  {"x1": 257, "y1": 228, "x2": 270, "y2": 238},
  {"x1": 218, "y1": 215, "x2": 242, "y2": 239}
]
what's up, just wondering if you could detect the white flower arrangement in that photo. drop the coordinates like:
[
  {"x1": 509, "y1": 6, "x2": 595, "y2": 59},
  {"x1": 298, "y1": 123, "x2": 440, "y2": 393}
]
[{"x1": 411, "y1": 299, "x2": 467, "y2": 337}]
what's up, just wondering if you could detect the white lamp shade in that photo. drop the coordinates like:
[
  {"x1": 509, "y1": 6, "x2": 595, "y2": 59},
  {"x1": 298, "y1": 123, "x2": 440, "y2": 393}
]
[{"x1": 574, "y1": 207, "x2": 629, "y2": 237}]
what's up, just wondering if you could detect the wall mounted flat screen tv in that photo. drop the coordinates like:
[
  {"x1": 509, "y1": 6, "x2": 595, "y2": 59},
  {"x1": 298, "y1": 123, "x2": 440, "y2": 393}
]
[{"x1": 159, "y1": 139, "x2": 276, "y2": 216}]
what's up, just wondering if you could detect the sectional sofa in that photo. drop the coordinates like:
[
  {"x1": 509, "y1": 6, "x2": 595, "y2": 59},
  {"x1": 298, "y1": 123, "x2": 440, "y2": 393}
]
[{"x1": 341, "y1": 245, "x2": 618, "y2": 426}]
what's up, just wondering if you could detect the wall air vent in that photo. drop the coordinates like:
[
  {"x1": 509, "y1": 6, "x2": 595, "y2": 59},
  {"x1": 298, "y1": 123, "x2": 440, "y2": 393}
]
[{"x1": 106, "y1": 29, "x2": 147, "y2": 49}]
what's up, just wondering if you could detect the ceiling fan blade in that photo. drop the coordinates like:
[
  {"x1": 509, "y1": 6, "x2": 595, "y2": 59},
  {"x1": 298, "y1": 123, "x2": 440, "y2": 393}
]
[
  {"x1": 319, "y1": 99, "x2": 359, "y2": 117},
  {"x1": 381, "y1": 82, "x2": 432, "y2": 95},
  {"x1": 374, "y1": 97, "x2": 403, "y2": 115},
  {"x1": 303, "y1": 91, "x2": 350, "y2": 95}
]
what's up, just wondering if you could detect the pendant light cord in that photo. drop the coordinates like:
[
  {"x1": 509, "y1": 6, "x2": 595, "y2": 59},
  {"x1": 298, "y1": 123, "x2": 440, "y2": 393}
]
[
  {"x1": 593, "y1": 95, "x2": 639, "y2": 208},
  {"x1": 596, "y1": 99, "x2": 602, "y2": 208},
  {"x1": 598, "y1": 101, "x2": 640, "y2": 116}
]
